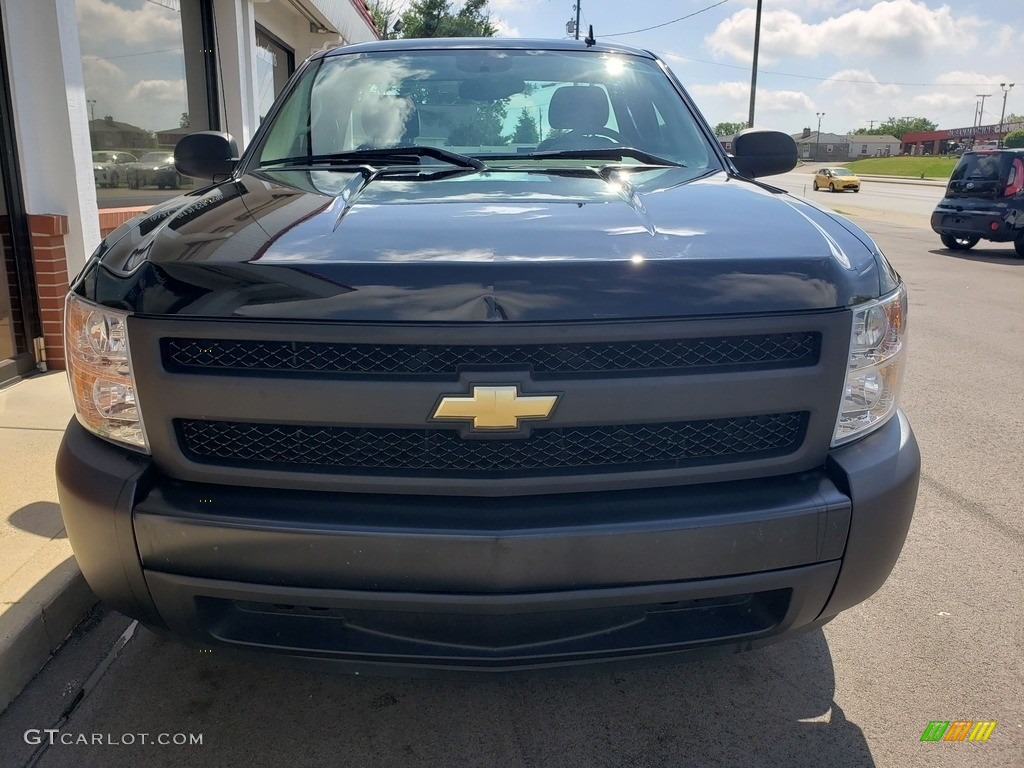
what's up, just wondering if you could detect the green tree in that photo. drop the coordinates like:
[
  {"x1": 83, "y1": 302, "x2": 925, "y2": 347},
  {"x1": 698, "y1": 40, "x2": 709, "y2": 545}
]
[
  {"x1": 1003, "y1": 130, "x2": 1024, "y2": 148},
  {"x1": 399, "y1": 0, "x2": 496, "y2": 38},
  {"x1": 448, "y1": 100, "x2": 508, "y2": 146},
  {"x1": 179, "y1": 112, "x2": 189, "y2": 128},
  {"x1": 851, "y1": 117, "x2": 937, "y2": 139},
  {"x1": 368, "y1": 0, "x2": 402, "y2": 37},
  {"x1": 511, "y1": 109, "x2": 539, "y2": 143},
  {"x1": 713, "y1": 121, "x2": 747, "y2": 137}
]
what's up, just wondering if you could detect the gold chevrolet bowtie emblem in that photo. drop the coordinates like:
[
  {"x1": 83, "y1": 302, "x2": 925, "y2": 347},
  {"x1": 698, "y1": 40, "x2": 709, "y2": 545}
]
[{"x1": 432, "y1": 385, "x2": 559, "y2": 430}]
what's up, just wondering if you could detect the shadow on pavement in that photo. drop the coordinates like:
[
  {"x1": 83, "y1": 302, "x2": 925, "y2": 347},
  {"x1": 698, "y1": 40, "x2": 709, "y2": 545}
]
[
  {"x1": 928, "y1": 247, "x2": 1024, "y2": 265},
  {"x1": 8, "y1": 502, "x2": 66, "y2": 539},
  {"x1": 16, "y1": 622, "x2": 875, "y2": 768}
]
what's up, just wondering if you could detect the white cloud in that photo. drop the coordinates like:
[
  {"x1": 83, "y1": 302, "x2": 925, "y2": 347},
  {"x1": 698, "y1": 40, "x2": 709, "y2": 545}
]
[
  {"x1": 706, "y1": 1, "x2": 976, "y2": 65},
  {"x1": 127, "y1": 79, "x2": 185, "y2": 104},
  {"x1": 492, "y1": 16, "x2": 520, "y2": 38},
  {"x1": 77, "y1": 0, "x2": 183, "y2": 52},
  {"x1": 82, "y1": 57, "x2": 128, "y2": 113},
  {"x1": 933, "y1": 70, "x2": 1011, "y2": 87},
  {"x1": 690, "y1": 81, "x2": 815, "y2": 115}
]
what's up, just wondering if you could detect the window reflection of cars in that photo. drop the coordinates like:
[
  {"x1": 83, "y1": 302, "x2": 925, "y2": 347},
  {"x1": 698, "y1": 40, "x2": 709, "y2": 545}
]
[
  {"x1": 813, "y1": 167, "x2": 860, "y2": 193},
  {"x1": 126, "y1": 152, "x2": 183, "y2": 190},
  {"x1": 92, "y1": 151, "x2": 137, "y2": 188}
]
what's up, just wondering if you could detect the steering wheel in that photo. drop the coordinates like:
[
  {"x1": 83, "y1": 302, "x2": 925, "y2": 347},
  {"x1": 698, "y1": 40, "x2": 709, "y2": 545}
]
[{"x1": 540, "y1": 126, "x2": 626, "y2": 151}]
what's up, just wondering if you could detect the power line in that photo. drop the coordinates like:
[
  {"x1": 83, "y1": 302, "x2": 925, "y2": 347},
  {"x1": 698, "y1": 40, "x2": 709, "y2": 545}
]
[
  {"x1": 605, "y1": 0, "x2": 731, "y2": 38},
  {"x1": 83, "y1": 48, "x2": 184, "y2": 62},
  {"x1": 664, "y1": 51, "x2": 1005, "y2": 87}
]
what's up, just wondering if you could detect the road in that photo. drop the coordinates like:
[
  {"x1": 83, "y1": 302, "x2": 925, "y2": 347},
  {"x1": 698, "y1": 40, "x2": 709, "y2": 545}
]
[
  {"x1": 1, "y1": 185, "x2": 1021, "y2": 768},
  {"x1": 766, "y1": 169, "x2": 946, "y2": 229}
]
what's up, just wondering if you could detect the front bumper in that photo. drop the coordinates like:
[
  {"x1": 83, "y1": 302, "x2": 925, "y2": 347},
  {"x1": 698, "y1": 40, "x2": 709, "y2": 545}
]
[{"x1": 56, "y1": 412, "x2": 919, "y2": 673}]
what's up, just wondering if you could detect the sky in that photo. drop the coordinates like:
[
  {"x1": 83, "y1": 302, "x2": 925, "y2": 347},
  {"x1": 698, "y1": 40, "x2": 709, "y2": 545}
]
[
  {"x1": 78, "y1": 0, "x2": 189, "y2": 132},
  {"x1": 485, "y1": 0, "x2": 1023, "y2": 136},
  {"x1": 76, "y1": 0, "x2": 1023, "y2": 137}
]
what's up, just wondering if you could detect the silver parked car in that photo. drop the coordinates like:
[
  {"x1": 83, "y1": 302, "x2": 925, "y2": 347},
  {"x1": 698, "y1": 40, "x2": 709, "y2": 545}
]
[{"x1": 92, "y1": 150, "x2": 137, "y2": 188}]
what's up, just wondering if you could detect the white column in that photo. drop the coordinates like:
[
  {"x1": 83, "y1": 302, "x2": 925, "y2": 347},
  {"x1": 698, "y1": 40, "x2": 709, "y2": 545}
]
[
  {"x1": 3, "y1": 0, "x2": 100, "y2": 275},
  {"x1": 214, "y1": 0, "x2": 259, "y2": 149}
]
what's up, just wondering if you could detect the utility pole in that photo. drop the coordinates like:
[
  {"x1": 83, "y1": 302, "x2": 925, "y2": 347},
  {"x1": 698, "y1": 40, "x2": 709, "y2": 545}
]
[
  {"x1": 976, "y1": 93, "x2": 991, "y2": 131},
  {"x1": 998, "y1": 83, "x2": 1015, "y2": 146},
  {"x1": 747, "y1": 0, "x2": 763, "y2": 128},
  {"x1": 815, "y1": 112, "x2": 825, "y2": 162},
  {"x1": 574, "y1": 0, "x2": 581, "y2": 40},
  {"x1": 867, "y1": 120, "x2": 877, "y2": 130}
]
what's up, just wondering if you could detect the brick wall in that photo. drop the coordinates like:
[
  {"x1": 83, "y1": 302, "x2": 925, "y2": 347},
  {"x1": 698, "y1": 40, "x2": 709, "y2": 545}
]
[
  {"x1": 99, "y1": 207, "x2": 149, "y2": 239},
  {"x1": 3, "y1": 209, "x2": 148, "y2": 372},
  {"x1": 28, "y1": 214, "x2": 69, "y2": 370}
]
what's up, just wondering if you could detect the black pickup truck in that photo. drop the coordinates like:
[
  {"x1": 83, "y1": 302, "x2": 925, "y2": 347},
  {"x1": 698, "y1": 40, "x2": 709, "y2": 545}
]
[{"x1": 57, "y1": 38, "x2": 919, "y2": 673}]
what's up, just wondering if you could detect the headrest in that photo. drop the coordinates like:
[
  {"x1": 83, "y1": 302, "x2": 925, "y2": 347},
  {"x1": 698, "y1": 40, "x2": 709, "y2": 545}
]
[{"x1": 547, "y1": 86, "x2": 610, "y2": 132}]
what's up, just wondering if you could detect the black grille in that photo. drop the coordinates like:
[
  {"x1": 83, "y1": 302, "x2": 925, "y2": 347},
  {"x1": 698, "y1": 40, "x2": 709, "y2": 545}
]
[
  {"x1": 176, "y1": 413, "x2": 807, "y2": 477},
  {"x1": 162, "y1": 333, "x2": 819, "y2": 380}
]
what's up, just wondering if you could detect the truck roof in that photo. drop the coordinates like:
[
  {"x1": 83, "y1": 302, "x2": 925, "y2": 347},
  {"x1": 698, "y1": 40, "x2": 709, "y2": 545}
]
[{"x1": 319, "y1": 37, "x2": 656, "y2": 60}]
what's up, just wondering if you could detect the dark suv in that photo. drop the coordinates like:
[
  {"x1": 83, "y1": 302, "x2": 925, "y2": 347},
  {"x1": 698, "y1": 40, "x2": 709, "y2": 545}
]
[
  {"x1": 57, "y1": 38, "x2": 919, "y2": 673},
  {"x1": 931, "y1": 149, "x2": 1024, "y2": 256}
]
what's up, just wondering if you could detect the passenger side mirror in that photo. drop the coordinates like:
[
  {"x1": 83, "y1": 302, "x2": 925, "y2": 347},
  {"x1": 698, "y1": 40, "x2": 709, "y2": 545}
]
[
  {"x1": 174, "y1": 131, "x2": 239, "y2": 182},
  {"x1": 731, "y1": 129, "x2": 798, "y2": 178}
]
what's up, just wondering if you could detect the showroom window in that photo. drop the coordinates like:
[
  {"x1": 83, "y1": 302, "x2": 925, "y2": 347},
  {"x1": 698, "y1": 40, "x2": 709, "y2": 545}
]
[
  {"x1": 256, "y1": 25, "x2": 295, "y2": 125},
  {"x1": 76, "y1": 0, "x2": 218, "y2": 208}
]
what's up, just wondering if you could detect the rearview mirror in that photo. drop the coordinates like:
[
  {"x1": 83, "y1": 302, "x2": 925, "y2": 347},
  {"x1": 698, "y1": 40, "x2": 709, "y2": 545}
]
[
  {"x1": 174, "y1": 131, "x2": 239, "y2": 182},
  {"x1": 731, "y1": 129, "x2": 797, "y2": 178}
]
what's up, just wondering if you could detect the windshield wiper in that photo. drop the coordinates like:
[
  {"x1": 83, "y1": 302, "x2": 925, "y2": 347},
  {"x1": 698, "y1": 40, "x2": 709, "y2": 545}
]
[
  {"x1": 492, "y1": 147, "x2": 683, "y2": 167},
  {"x1": 261, "y1": 146, "x2": 486, "y2": 171}
]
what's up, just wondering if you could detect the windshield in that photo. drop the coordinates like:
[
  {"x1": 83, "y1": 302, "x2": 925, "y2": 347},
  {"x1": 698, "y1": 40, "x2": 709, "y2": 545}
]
[
  {"x1": 950, "y1": 152, "x2": 1011, "y2": 182},
  {"x1": 831, "y1": 169, "x2": 852, "y2": 176},
  {"x1": 255, "y1": 49, "x2": 712, "y2": 170}
]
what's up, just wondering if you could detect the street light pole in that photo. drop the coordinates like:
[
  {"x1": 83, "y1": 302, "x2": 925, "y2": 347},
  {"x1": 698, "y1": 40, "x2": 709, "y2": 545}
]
[
  {"x1": 815, "y1": 112, "x2": 825, "y2": 162},
  {"x1": 998, "y1": 83, "x2": 1015, "y2": 146},
  {"x1": 747, "y1": 0, "x2": 763, "y2": 128}
]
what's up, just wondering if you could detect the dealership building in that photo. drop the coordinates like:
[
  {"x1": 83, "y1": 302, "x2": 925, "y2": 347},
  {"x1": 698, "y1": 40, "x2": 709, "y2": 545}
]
[
  {"x1": 0, "y1": 0, "x2": 379, "y2": 385},
  {"x1": 901, "y1": 120, "x2": 1024, "y2": 156}
]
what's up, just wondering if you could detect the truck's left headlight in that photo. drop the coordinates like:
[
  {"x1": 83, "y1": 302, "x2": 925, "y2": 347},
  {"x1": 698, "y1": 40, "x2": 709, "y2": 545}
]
[
  {"x1": 832, "y1": 283, "x2": 908, "y2": 446},
  {"x1": 64, "y1": 293, "x2": 150, "y2": 452}
]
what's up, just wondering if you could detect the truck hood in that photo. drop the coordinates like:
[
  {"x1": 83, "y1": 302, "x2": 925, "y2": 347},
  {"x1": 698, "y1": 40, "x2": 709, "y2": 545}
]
[{"x1": 85, "y1": 166, "x2": 892, "y2": 321}]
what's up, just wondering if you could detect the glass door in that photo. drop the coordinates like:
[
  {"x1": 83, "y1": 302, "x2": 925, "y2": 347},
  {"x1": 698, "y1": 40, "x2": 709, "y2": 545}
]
[{"x1": 0, "y1": 11, "x2": 39, "y2": 383}]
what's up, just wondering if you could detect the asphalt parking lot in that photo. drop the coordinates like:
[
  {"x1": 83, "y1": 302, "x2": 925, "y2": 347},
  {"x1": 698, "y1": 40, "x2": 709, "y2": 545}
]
[{"x1": 1, "y1": 214, "x2": 1021, "y2": 768}]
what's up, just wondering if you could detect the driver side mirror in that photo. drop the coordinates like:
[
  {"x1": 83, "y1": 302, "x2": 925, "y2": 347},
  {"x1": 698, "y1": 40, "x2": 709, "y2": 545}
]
[
  {"x1": 174, "y1": 131, "x2": 239, "y2": 182},
  {"x1": 731, "y1": 129, "x2": 797, "y2": 178}
]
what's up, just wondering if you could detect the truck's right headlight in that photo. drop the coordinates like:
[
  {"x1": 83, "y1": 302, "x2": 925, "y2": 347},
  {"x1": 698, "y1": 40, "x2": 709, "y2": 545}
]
[
  {"x1": 64, "y1": 293, "x2": 150, "y2": 452},
  {"x1": 832, "y1": 283, "x2": 908, "y2": 446}
]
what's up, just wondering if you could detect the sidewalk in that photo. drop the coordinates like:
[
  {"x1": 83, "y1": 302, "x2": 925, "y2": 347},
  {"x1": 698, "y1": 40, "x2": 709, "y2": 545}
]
[{"x1": 0, "y1": 372, "x2": 95, "y2": 713}]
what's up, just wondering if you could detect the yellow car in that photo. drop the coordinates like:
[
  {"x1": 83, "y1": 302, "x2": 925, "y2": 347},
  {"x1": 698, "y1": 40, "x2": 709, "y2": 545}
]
[{"x1": 813, "y1": 167, "x2": 861, "y2": 193}]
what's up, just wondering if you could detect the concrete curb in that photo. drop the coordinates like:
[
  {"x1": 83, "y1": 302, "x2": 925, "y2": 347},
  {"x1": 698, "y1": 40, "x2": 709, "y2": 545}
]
[
  {"x1": 855, "y1": 174, "x2": 947, "y2": 188},
  {"x1": 0, "y1": 557, "x2": 97, "y2": 714}
]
